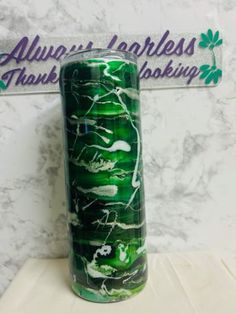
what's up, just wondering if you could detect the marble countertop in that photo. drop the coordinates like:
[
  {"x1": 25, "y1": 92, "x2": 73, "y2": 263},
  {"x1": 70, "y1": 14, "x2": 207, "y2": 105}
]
[{"x1": 1, "y1": 252, "x2": 236, "y2": 314}]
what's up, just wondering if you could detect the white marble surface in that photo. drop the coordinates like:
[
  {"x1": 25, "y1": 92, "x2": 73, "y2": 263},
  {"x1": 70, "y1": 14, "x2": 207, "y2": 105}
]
[
  {"x1": 1, "y1": 0, "x2": 236, "y2": 296},
  {"x1": 1, "y1": 253, "x2": 236, "y2": 314}
]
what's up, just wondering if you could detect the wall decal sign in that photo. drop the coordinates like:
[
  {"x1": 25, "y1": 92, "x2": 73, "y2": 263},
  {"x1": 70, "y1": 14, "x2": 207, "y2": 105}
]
[{"x1": 0, "y1": 30, "x2": 222, "y2": 95}]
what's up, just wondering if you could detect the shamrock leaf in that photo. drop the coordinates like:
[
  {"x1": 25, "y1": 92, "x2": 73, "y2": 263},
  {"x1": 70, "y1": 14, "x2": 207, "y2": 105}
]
[
  {"x1": 199, "y1": 29, "x2": 223, "y2": 49},
  {"x1": 0, "y1": 79, "x2": 7, "y2": 91},
  {"x1": 199, "y1": 64, "x2": 222, "y2": 85}
]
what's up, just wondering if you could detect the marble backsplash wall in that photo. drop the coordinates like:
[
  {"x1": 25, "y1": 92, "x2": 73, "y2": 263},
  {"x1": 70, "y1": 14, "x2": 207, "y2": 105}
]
[{"x1": 1, "y1": 0, "x2": 236, "y2": 295}]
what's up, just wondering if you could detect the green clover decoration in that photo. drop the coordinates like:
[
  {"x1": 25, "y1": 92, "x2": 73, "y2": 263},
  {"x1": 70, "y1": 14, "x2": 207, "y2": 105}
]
[
  {"x1": 0, "y1": 80, "x2": 7, "y2": 91},
  {"x1": 198, "y1": 29, "x2": 223, "y2": 85},
  {"x1": 199, "y1": 30, "x2": 222, "y2": 49}
]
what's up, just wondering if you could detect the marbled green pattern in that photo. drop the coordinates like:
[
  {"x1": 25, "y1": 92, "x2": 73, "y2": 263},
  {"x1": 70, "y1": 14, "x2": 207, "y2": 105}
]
[{"x1": 59, "y1": 50, "x2": 147, "y2": 303}]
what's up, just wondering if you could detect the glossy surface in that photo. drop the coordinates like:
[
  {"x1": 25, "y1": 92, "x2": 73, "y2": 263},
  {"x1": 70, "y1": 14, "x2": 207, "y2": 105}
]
[{"x1": 59, "y1": 50, "x2": 147, "y2": 302}]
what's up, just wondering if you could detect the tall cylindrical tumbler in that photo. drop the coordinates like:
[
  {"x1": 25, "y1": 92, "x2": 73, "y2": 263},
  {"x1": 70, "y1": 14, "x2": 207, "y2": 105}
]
[{"x1": 59, "y1": 49, "x2": 147, "y2": 303}]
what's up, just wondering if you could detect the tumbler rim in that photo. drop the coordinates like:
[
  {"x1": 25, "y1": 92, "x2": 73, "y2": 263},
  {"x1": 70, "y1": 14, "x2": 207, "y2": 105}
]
[{"x1": 60, "y1": 48, "x2": 137, "y2": 66}]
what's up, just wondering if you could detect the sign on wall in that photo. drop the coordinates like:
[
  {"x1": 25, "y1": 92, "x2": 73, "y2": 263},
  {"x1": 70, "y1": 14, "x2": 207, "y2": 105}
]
[{"x1": 0, "y1": 29, "x2": 222, "y2": 95}]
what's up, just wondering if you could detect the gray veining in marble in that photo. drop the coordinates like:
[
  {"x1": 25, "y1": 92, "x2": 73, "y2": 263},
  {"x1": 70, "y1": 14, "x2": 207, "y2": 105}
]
[{"x1": 0, "y1": 0, "x2": 236, "y2": 296}]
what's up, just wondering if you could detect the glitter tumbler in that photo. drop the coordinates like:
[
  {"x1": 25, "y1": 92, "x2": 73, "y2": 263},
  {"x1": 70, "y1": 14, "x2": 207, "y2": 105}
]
[{"x1": 59, "y1": 49, "x2": 147, "y2": 303}]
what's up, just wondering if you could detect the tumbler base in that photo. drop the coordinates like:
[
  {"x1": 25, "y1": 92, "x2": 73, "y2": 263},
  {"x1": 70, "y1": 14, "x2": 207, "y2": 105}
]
[{"x1": 71, "y1": 281, "x2": 146, "y2": 303}]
